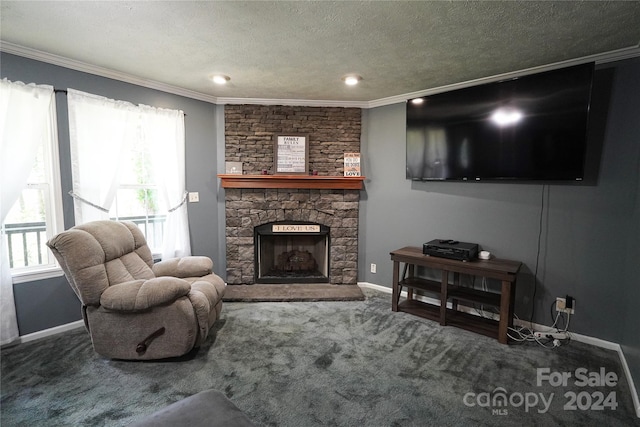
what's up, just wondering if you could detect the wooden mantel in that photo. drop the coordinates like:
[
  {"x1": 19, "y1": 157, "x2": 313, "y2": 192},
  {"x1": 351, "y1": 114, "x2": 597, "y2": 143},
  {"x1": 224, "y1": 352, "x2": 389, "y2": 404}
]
[{"x1": 218, "y1": 174, "x2": 366, "y2": 190}]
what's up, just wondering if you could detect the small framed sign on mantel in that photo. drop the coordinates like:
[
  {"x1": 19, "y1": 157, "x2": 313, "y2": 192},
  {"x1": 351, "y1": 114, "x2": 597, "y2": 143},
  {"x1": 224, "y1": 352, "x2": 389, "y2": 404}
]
[
  {"x1": 274, "y1": 134, "x2": 309, "y2": 175},
  {"x1": 344, "y1": 152, "x2": 361, "y2": 176}
]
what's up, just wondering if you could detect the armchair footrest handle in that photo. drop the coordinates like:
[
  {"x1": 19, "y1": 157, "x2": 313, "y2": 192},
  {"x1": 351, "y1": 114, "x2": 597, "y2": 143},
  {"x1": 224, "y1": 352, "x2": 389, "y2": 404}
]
[{"x1": 136, "y1": 327, "x2": 166, "y2": 355}]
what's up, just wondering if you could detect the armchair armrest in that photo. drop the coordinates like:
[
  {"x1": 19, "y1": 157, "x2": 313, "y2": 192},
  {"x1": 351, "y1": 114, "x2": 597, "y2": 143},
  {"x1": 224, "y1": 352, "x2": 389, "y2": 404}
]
[
  {"x1": 100, "y1": 277, "x2": 191, "y2": 311},
  {"x1": 152, "y1": 256, "x2": 213, "y2": 278}
]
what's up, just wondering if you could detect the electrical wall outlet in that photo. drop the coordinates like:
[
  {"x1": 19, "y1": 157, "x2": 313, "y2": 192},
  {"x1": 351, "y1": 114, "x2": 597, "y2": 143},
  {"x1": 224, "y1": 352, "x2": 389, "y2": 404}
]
[
  {"x1": 370, "y1": 263, "x2": 377, "y2": 274},
  {"x1": 188, "y1": 192, "x2": 200, "y2": 203},
  {"x1": 556, "y1": 297, "x2": 575, "y2": 314}
]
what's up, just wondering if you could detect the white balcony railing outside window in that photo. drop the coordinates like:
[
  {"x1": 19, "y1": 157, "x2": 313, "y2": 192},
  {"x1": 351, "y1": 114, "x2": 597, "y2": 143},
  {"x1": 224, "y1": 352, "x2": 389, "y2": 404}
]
[{"x1": 5, "y1": 216, "x2": 166, "y2": 270}]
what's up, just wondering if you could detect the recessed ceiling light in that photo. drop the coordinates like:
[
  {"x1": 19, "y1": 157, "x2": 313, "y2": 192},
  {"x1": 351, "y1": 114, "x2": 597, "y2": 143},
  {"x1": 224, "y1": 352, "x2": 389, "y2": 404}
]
[
  {"x1": 342, "y1": 74, "x2": 362, "y2": 86},
  {"x1": 212, "y1": 74, "x2": 230, "y2": 85},
  {"x1": 410, "y1": 98, "x2": 424, "y2": 105}
]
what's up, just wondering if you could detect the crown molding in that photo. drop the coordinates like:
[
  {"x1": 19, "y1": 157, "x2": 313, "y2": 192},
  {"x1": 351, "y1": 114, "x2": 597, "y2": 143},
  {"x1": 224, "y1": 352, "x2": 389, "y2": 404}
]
[
  {"x1": 3, "y1": 41, "x2": 638, "y2": 110},
  {"x1": 366, "y1": 45, "x2": 640, "y2": 109},
  {"x1": 217, "y1": 96, "x2": 368, "y2": 108},
  {"x1": 0, "y1": 41, "x2": 220, "y2": 104}
]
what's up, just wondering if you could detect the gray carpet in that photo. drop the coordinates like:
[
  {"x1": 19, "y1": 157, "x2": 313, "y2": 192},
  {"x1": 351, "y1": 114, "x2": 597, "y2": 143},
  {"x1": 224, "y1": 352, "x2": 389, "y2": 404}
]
[{"x1": 1, "y1": 288, "x2": 638, "y2": 426}]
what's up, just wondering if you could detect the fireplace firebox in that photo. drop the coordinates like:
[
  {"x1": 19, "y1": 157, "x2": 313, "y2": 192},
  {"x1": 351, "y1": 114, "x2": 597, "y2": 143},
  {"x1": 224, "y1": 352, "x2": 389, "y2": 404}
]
[{"x1": 254, "y1": 221, "x2": 330, "y2": 284}]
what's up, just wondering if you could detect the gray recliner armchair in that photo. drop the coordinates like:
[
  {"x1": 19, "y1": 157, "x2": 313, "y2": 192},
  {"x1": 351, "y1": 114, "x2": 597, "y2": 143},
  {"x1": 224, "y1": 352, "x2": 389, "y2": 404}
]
[{"x1": 47, "y1": 220, "x2": 225, "y2": 360}]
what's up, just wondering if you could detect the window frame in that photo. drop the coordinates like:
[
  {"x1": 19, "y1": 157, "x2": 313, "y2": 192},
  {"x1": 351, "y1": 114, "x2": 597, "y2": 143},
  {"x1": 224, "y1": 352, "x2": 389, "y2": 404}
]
[{"x1": 9, "y1": 99, "x2": 65, "y2": 284}]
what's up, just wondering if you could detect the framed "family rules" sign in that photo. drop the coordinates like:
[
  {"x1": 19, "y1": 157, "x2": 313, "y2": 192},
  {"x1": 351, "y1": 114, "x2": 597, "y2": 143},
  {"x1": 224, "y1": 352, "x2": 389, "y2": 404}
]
[{"x1": 274, "y1": 134, "x2": 309, "y2": 175}]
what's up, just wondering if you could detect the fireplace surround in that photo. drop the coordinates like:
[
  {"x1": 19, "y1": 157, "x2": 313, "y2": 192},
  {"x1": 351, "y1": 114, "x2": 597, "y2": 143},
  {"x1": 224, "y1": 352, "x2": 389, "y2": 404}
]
[
  {"x1": 254, "y1": 221, "x2": 330, "y2": 284},
  {"x1": 224, "y1": 186, "x2": 360, "y2": 286},
  {"x1": 222, "y1": 104, "x2": 363, "y2": 286}
]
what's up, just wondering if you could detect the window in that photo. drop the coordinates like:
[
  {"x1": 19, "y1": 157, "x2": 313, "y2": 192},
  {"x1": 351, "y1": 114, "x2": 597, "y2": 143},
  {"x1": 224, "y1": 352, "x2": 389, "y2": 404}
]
[
  {"x1": 5, "y1": 140, "x2": 64, "y2": 276},
  {"x1": 1, "y1": 81, "x2": 64, "y2": 282},
  {"x1": 109, "y1": 139, "x2": 166, "y2": 254},
  {"x1": 66, "y1": 89, "x2": 189, "y2": 260}
]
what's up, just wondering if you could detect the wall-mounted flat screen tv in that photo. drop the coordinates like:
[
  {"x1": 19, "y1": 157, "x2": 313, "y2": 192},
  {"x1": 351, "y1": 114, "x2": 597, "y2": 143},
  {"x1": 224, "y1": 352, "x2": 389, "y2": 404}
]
[{"x1": 406, "y1": 62, "x2": 595, "y2": 182}]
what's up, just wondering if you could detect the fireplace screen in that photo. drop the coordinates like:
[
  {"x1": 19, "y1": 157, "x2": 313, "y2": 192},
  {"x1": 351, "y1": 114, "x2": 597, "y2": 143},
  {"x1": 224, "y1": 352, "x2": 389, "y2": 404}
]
[{"x1": 254, "y1": 221, "x2": 329, "y2": 283}]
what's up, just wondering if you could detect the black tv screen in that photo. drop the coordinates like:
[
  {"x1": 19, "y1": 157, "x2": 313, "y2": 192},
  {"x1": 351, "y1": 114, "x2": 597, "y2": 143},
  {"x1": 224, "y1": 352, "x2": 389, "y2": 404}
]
[{"x1": 406, "y1": 63, "x2": 595, "y2": 182}]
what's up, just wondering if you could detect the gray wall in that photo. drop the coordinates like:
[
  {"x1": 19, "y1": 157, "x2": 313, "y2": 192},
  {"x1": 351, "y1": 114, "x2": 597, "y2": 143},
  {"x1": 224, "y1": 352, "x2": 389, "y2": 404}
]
[
  {"x1": 359, "y1": 59, "x2": 640, "y2": 379},
  {"x1": 2, "y1": 52, "x2": 639, "y2": 393},
  {"x1": 615, "y1": 61, "x2": 640, "y2": 390},
  {"x1": 1, "y1": 53, "x2": 220, "y2": 335}
]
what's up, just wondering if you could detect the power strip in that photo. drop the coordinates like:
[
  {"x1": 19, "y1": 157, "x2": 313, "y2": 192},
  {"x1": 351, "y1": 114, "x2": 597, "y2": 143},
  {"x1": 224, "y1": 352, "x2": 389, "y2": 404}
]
[{"x1": 534, "y1": 331, "x2": 569, "y2": 340}]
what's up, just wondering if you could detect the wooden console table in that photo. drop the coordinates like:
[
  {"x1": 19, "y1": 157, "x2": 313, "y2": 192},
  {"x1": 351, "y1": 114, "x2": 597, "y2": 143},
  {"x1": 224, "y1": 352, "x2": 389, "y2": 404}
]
[{"x1": 390, "y1": 246, "x2": 522, "y2": 344}]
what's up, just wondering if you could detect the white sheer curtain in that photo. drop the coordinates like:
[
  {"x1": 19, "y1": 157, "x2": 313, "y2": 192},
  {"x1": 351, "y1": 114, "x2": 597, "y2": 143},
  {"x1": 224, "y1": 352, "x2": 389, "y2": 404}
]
[
  {"x1": 0, "y1": 79, "x2": 55, "y2": 345},
  {"x1": 140, "y1": 105, "x2": 190, "y2": 259},
  {"x1": 67, "y1": 90, "x2": 190, "y2": 258},
  {"x1": 67, "y1": 89, "x2": 138, "y2": 223}
]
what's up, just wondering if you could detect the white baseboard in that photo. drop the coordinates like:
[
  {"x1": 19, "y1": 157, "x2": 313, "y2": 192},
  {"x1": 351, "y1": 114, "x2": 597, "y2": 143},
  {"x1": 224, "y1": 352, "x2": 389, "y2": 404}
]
[
  {"x1": 18, "y1": 320, "x2": 85, "y2": 344},
  {"x1": 357, "y1": 281, "x2": 640, "y2": 418},
  {"x1": 617, "y1": 345, "x2": 640, "y2": 419}
]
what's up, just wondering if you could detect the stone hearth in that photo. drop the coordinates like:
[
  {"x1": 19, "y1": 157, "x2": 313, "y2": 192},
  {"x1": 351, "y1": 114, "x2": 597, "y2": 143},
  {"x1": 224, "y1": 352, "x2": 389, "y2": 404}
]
[{"x1": 222, "y1": 283, "x2": 365, "y2": 302}]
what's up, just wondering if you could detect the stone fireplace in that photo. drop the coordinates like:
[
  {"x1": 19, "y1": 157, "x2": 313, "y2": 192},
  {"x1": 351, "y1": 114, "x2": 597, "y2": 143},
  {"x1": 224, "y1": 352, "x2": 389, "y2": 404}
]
[{"x1": 222, "y1": 104, "x2": 363, "y2": 286}]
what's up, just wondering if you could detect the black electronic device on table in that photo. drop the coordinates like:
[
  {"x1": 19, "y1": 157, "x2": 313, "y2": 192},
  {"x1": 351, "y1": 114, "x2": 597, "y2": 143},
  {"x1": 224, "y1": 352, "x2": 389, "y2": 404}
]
[{"x1": 423, "y1": 239, "x2": 479, "y2": 261}]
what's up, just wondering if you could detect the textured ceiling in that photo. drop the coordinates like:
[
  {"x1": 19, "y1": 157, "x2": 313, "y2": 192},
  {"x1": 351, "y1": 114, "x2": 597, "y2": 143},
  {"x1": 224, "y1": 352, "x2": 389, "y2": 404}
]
[{"x1": 1, "y1": 1, "x2": 640, "y2": 105}]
